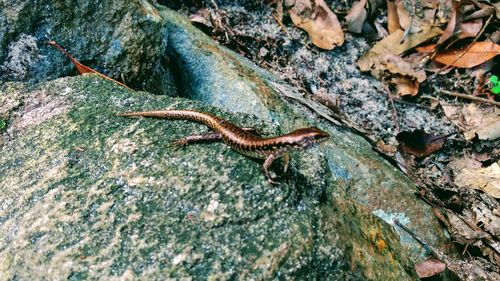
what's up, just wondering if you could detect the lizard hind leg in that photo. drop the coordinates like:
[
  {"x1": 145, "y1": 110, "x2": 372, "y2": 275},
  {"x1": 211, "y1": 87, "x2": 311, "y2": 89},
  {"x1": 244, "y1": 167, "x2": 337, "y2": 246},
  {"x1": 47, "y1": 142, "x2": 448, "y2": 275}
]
[
  {"x1": 262, "y1": 153, "x2": 290, "y2": 184},
  {"x1": 172, "y1": 132, "x2": 222, "y2": 146}
]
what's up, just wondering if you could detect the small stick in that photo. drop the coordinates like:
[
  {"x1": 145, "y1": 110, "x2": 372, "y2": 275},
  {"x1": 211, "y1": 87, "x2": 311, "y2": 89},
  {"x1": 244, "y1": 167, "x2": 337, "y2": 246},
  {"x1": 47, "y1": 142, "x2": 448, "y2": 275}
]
[
  {"x1": 393, "y1": 219, "x2": 434, "y2": 255},
  {"x1": 440, "y1": 90, "x2": 500, "y2": 107},
  {"x1": 400, "y1": 16, "x2": 414, "y2": 44},
  {"x1": 272, "y1": 13, "x2": 289, "y2": 35},
  {"x1": 383, "y1": 85, "x2": 400, "y2": 133},
  {"x1": 393, "y1": 98, "x2": 431, "y2": 110},
  {"x1": 209, "y1": 0, "x2": 219, "y2": 10}
]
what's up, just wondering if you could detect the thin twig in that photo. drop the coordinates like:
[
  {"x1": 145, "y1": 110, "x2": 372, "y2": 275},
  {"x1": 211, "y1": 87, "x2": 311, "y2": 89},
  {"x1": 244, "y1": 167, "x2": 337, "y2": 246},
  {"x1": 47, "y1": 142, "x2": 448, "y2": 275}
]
[
  {"x1": 272, "y1": 13, "x2": 289, "y2": 35},
  {"x1": 437, "y1": 15, "x2": 493, "y2": 75},
  {"x1": 272, "y1": 0, "x2": 289, "y2": 35},
  {"x1": 400, "y1": 16, "x2": 414, "y2": 44},
  {"x1": 440, "y1": 90, "x2": 500, "y2": 106},
  {"x1": 393, "y1": 98, "x2": 432, "y2": 110},
  {"x1": 393, "y1": 219, "x2": 434, "y2": 256},
  {"x1": 209, "y1": 0, "x2": 219, "y2": 10},
  {"x1": 383, "y1": 85, "x2": 400, "y2": 133}
]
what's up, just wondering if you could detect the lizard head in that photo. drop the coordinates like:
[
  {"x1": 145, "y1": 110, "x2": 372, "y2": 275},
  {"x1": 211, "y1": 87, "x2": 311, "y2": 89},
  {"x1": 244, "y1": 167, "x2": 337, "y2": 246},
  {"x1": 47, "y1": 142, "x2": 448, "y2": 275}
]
[{"x1": 285, "y1": 127, "x2": 330, "y2": 149}]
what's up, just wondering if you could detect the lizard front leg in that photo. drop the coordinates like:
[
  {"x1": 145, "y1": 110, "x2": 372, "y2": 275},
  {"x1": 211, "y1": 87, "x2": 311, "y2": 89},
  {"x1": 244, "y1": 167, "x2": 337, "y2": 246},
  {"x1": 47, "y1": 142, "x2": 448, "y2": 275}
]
[{"x1": 263, "y1": 153, "x2": 283, "y2": 184}]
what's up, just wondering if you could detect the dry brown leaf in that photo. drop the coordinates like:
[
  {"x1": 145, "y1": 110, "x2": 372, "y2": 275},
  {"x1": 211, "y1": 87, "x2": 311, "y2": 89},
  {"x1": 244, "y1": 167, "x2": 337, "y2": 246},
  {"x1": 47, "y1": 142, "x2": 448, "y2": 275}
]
[
  {"x1": 48, "y1": 41, "x2": 132, "y2": 90},
  {"x1": 345, "y1": 0, "x2": 368, "y2": 33},
  {"x1": 391, "y1": 76, "x2": 420, "y2": 96},
  {"x1": 462, "y1": 104, "x2": 500, "y2": 141},
  {"x1": 396, "y1": 0, "x2": 410, "y2": 29},
  {"x1": 443, "y1": 9, "x2": 484, "y2": 38},
  {"x1": 455, "y1": 162, "x2": 500, "y2": 198},
  {"x1": 370, "y1": 54, "x2": 426, "y2": 96},
  {"x1": 443, "y1": 210, "x2": 500, "y2": 267},
  {"x1": 396, "y1": 129, "x2": 448, "y2": 157},
  {"x1": 471, "y1": 152, "x2": 492, "y2": 162},
  {"x1": 404, "y1": 51, "x2": 430, "y2": 65},
  {"x1": 396, "y1": 0, "x2": 424, "y2": 33},
  {"x1": 421, "y1": 0, "x2": 446, "y2": 23},
  {"x1": 458, "y1": 19, "x2": 482, "y2": 39},
  {"x1": 437, "y1": 1, "x2": 483, "y2": 45},
  {"x1": 189, "y1": 8, "x2": 213, "y2": 28},
  {"x1": 448, "y1": 156, "x2": 483, "y2": 171},
  {"x1": 387, "y1": 0, "x2": 400, "y2": 33},
  {"x1": 415, "y1": 258, "x2": 447, "y2": 278},
  {"x1": 378, "y1": 54, "x2": 426, "y2": 82},
  {"x1": 275, "y1": 0, "x2": 284, "y2": 23},
  {"x1": 442, "y1": 103, "x2": 500, "y2": 141},
  {"x1": 436, "y1": 0, "x2": 459, "y2": 45},
  {"x1": 471, "y1": 61, "x2": 493, "y2": 97},
  {"x1": 433, "y1": 41, "x2": 500, "y2": 68},
  {"x1": 357, "y1": 23, "x2": 442, "y2": 71},
  {"x1": 423, "y1": 8, "x2": 435, "y2": 23},
  {"x1": 376, "y1": 139, "x2": 397, "y2": 155},
  {"x1": 429, "y1": 0, "x2": 453, "y2": 24},
  {"x1": 415, "y1": 44, "x2": 436, "y2": 53},
  {"x1": 463, "y1": 4, "x2": 495, "y2": 21},
  {"x1": 288, "y1": 0, "x2": 344, "y2": 50},
  {"x1": 395, "y1": 149, "x2": 415, "y2": 173},
  {"x1": 476, "y1": 117, "x2": 500, "y2": 141}
]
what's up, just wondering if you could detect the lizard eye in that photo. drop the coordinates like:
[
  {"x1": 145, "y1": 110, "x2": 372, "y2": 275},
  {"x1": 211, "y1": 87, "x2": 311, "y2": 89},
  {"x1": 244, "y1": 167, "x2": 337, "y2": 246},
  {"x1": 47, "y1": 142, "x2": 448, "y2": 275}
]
[{"x1": 312, "y1": 134, "x2": 323, "y2": 141}]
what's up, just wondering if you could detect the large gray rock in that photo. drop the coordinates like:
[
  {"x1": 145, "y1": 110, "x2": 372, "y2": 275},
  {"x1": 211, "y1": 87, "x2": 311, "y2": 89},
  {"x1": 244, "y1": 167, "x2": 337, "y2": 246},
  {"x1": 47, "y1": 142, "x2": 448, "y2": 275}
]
[
  {"x1": 0, "y1": 0, "x2": 174, "y2": 95},
  {"x1": 157, "y1": 5, "x2": 450, "y2": 261},
  {"x1": 0, "y1": 0, "x2": 450, "y2": 277},
  {"x1": 0, "y1": 75, "x2": 416, "y2": 280}
]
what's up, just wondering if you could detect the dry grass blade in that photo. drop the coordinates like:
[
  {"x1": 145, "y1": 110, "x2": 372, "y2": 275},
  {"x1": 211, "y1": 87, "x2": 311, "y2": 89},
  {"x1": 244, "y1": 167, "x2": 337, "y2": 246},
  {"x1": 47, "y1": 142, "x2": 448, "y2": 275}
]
[{"x1": 48, "y1": 41, "x2": 133, "y2": 91}]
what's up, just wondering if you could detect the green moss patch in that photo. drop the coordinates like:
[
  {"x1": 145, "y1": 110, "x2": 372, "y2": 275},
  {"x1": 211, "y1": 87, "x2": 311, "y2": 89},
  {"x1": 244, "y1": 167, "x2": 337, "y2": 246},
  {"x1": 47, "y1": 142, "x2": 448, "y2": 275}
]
[{"x1": 0, "y1": 118, "x2": 7, "y2": 132}]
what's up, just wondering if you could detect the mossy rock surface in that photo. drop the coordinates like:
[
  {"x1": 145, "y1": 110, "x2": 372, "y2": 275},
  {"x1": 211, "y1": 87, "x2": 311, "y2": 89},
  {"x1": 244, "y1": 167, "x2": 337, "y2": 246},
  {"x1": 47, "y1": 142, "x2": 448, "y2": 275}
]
[
  {"x1": 0, "y1": 75, "x2": 417, "y2": 280},
  {"x1": 158, "y1": 5, "x2": 450, "y2": 261}
]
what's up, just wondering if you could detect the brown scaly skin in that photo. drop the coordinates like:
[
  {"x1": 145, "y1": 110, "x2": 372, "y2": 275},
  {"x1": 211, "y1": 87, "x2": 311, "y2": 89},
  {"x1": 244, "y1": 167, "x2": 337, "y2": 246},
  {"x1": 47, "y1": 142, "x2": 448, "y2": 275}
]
[{"x1": 116, "y1": 110, "x2": 330, "y2": 183}]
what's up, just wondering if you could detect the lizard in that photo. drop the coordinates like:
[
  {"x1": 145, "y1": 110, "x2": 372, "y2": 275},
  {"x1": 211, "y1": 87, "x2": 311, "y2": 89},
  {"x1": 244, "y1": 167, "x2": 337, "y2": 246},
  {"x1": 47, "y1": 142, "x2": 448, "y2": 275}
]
[{"x1": 116, "y1": 109, "x2": 330, "y2": 183}]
